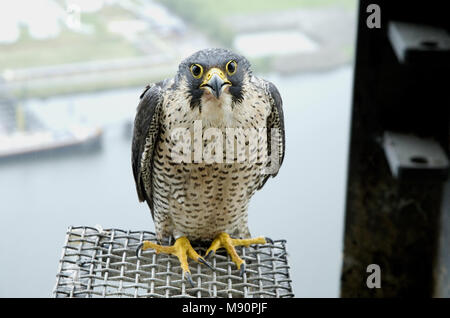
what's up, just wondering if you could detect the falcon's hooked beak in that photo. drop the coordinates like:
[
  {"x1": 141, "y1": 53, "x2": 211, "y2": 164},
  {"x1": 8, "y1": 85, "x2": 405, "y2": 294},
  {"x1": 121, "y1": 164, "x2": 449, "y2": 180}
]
[{"x1": 200, "y1": 68, "x2": 231, "y2": 99}]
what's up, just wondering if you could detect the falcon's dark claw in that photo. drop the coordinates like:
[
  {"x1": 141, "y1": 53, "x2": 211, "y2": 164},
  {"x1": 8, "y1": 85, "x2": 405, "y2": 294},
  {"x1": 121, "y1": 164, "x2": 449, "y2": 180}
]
[
  {"x1": 136, "y1": 243, "x2": 144, "y2": 259},
  {"x1": 205, "y1": 250, "x2": 215, "y2": 259},
  {"x1": 239, "y1": 263, "x2": 246, "y2": 277},
  {"x1": 184, "y1": 272, "x2": 195, "y2": 287},
  {"x1": 265, "y1": 237, "x2": 274, "y2": 244},
  {"x1": 198, "y1": 257, "x2": 215, "y2": 271}
]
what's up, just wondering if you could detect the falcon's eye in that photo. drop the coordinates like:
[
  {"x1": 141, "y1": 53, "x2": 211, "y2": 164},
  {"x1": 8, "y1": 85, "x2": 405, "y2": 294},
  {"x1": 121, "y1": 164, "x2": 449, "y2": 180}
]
[
  {"x1": 226, "y1": 60, "x2": 237, "y2": 76},
  {"x1": 190, "y1": 64, "x2": 203, "y2": 79}
]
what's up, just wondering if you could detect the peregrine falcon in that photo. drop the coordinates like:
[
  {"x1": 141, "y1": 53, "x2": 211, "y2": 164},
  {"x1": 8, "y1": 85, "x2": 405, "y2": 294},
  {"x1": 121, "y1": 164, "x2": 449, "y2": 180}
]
[{"x1": 132, "y1": 48, "x2": 285, "y2": 285}]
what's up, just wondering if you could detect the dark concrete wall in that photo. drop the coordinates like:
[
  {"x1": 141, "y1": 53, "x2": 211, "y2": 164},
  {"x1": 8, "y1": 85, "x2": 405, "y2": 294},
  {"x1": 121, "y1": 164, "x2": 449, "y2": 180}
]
[{"x1": 341, "y1": 0, "x2": 450, "y2": 297}]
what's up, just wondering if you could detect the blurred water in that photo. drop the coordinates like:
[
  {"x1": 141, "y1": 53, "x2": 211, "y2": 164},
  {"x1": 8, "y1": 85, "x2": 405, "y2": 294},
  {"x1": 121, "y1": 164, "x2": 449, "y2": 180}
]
[{"x1": 0, "y1": 66, "x2": 352, "y2": 297}]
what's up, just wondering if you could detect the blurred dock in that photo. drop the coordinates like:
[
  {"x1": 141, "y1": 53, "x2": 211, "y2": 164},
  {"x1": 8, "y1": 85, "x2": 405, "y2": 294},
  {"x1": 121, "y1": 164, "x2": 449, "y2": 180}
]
[
  {"x1": 0, "y1": 126, "x2": 103, "y2": 161},
  {"x1": 0, "y1": 55, "x2": 176, "y2": 99},
  {"x1": 0, "y1": 79, "x2": 103, "y2": 161}
]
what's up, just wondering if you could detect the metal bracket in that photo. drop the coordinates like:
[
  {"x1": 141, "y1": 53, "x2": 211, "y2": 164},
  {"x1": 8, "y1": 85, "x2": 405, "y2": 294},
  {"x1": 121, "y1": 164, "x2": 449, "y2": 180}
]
[
  {"x1": 388, "y1": 21, "x2": 450, "y2": 66},
  {"x1": 382, "y1": 131, "x2": 449, "y2": 180}
]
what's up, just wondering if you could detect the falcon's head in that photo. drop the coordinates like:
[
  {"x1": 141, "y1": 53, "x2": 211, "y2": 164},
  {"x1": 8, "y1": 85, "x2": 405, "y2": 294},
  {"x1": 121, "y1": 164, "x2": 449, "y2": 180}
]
[{"x1": 176, "y1": 48, "x2": 252, "y2": 110}]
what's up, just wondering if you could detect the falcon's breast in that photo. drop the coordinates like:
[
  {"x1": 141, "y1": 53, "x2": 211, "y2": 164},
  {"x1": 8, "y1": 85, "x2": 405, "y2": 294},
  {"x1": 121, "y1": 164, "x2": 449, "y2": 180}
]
[{"x1": 150, "y1": 76, "x2": 273, "y2": 241}]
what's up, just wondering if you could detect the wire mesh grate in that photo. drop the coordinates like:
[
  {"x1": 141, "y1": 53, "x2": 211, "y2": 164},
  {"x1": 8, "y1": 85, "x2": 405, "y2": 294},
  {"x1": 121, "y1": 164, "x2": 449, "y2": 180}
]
[{"x1": 53, "y1": 226, "x2": 294, "y2": 298}]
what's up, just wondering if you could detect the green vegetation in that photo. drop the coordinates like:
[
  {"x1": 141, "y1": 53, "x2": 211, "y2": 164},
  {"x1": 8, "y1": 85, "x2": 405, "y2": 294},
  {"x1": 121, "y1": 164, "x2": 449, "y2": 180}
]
[
  {"x1": 157, "y1": 0, "x2": 356, "y2": 45},
  {"x1": 0, "y1": 0, "x2": 357, "y2": 98},
  {"x1": 10, "y1": 71, "x2": 170, "y2": 99},
  {"x1": 0, "y1": 28, "x2": 140, "y2": 71},
  {"x1": 159, "y1": 0, "x2": 356, "y2": 15},
  {"x1": 0, "y1": 4, "x2": 142, "y2": 71}
]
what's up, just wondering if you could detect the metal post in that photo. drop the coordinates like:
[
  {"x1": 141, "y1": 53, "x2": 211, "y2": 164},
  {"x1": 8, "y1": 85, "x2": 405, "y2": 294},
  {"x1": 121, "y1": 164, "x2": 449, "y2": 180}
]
[{"x1": 341, "y1": 0, "x2": 450, "y2": 297}]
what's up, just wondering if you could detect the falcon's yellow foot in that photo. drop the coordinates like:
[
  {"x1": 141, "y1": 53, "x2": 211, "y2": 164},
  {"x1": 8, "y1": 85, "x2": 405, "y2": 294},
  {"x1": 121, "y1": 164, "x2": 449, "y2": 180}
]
[
  {"x1": 205, "y1": 232, "x2": 267, "y2": 276},
  {"x1": 136, "y1": 237, "x2": 214, "y2": 287}
]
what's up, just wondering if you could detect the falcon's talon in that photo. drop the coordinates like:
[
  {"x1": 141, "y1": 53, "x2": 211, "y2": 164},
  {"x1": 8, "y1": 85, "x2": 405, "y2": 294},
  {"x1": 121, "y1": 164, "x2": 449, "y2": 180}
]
[
  {"x1": 184, "y1": 271, "x2": 195, "y2": 288},
  {"x1": 205, "y1": 232, "x2": 266, "y2": 272},
  {"x1": 264, "y1": 237, "x2": 274, "y2": 245},
  {"x1": 239, "y1": 263, "x2": 246, "y2": 277},
  {"x1": 136, "y1": 242, "x2": 143, "y2": 259},
  {"x1": 205, "y1": 250, "x2": 215, "y2": 259},
  {"x1": 139, "y1": 237, "x2": 210, "y2": 278},
  {"x1": 198, "y1": 257, "x2": 215, "y2": 271}
]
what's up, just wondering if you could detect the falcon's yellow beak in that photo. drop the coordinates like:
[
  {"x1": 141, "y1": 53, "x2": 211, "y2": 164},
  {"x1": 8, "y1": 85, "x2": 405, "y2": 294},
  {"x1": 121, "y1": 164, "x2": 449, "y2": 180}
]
[{"x1": 200, "y1": 68, "x2": 231, "y2": 99}]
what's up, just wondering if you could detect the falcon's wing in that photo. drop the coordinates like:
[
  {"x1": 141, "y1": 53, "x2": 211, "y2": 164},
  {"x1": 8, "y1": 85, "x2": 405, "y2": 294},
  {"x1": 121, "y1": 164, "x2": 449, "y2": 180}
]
[
  {"x1": 132, "y1": 82, "x2": 164, "y2": 218},
  {"x1": 258, "y1": 80, "x2": 285, "y2": 190}
]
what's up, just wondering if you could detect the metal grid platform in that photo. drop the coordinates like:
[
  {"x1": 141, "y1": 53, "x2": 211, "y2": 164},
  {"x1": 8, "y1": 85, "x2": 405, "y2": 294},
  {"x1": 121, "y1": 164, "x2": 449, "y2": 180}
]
[{"x1": 53, "y1": 226, "x2": 294, "y2": 298}]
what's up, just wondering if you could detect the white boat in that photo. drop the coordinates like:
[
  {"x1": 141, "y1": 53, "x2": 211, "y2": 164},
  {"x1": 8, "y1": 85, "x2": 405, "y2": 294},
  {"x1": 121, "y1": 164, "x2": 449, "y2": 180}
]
[{"x1": 0, "y1": 125, "x2": 103, "y2": 160}]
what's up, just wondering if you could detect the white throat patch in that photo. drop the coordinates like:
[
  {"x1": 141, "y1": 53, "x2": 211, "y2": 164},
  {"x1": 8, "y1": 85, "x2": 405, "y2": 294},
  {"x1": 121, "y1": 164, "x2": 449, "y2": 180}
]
[{"x1": 200, "y1": 92, "x2": 234, "y2": 128}]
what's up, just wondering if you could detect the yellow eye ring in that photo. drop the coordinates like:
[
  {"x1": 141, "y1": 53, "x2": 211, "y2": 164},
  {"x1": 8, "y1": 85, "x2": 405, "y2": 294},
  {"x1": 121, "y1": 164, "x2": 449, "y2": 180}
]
[
  {"x1": 190, "y1": 64, "x2": 203, "y2": 79},
  {"x1": 226, "y1": 60, "x2": 237, "y2": 76}
]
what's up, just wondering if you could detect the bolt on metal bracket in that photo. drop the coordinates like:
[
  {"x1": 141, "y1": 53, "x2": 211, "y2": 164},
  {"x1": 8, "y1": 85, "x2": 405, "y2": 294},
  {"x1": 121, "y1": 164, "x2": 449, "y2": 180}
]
[
  {"x1": 382, "y1": 131, "x2": 449, "y2": 180},
  {"x1": 388, "y1": 21, "x2": 450, "y2": 66}
]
